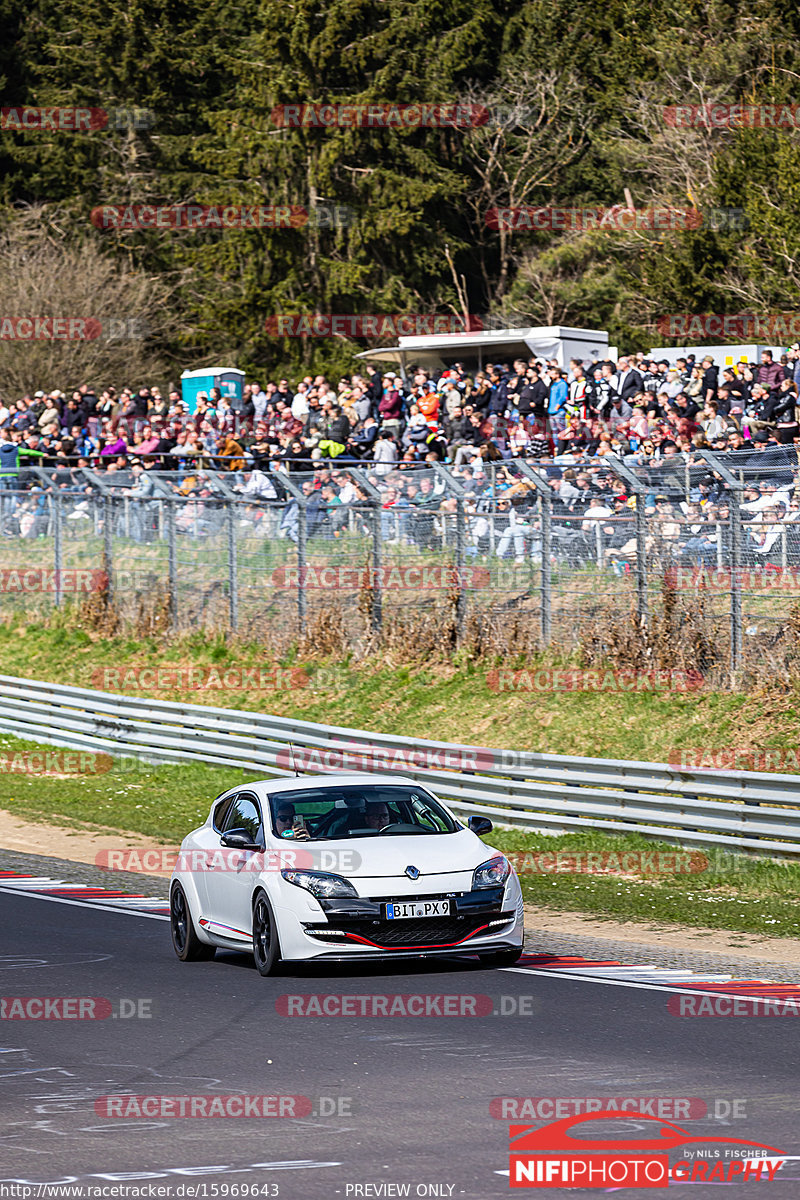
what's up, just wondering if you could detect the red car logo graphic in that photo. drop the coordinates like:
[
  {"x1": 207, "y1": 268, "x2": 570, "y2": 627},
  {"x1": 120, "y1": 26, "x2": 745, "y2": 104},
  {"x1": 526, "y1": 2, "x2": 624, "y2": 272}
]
[{"x1": 510, "y1": 1110, "x2": 784, "y2": 1155}]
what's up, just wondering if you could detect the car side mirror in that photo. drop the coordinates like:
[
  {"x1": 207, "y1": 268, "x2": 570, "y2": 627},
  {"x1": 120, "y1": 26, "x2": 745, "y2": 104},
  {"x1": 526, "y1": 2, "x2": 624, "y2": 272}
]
[
  {"x1": 220, "y1": 828, "x2": 262, "y2": 851},
  {"x1": 468, "y1": 815, "x2": 493, "y2": 835}
]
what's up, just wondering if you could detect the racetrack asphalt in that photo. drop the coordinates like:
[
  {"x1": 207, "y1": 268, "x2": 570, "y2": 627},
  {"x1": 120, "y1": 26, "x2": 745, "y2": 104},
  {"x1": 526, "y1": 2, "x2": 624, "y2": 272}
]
[{"x1": 2, "y1": 885, "x2": 800, "y2": 1199}]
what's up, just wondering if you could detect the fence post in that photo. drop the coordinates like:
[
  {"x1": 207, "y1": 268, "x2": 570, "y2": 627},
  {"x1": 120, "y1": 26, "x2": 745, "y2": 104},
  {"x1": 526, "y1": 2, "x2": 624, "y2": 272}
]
[
  {"x1": 513, "y1": 461, "x2": 553, "y2": 645},
  {"x1": 297, "y1": 504, "x2": 307, "y2": 634},
  {"x1": 371, "y1": 501, "x2": 383, "y2": 633},
  {"x1": 541, "y1": 491, "x2": 552, "y2": 645},
  {"x1": 167, "y1": 499, "x2": 178, "y2": 629},
  {"x1": 699, "y1": 449, "x2": 745, "y2": 673},
  {"x1": 730, "y1": 492, "x2": 742, "y2": 671},
  {"x1": 53, "y1": 492, "x2": 63, "y2": 608},
  {"x1": 277, "y1": 473, "x2": 310, "y2": 636},
  {"x1": 103, "y1": 496, "x2": 114, "y2": 606},
  {"x1": 227, "y1": 499, "x2": 238, "y2": 632},
  {"x1": 635, "y1": 492, "x2": 648, "y2": 626},
  {"x1": 604, "y1": 456, "x2": 648, "y2": 626},
  {"x1": 455, "y1": 496, "x2": 467, "y2": 642}
]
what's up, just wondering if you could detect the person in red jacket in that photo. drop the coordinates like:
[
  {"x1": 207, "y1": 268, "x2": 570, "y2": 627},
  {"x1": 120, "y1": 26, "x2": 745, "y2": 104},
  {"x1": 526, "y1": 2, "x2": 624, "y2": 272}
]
[
  {"x1": 379, "y1": 380, "x2": 403, "y2": 435},
  {"x1": 757, "y1": 350, "x2": 785, "y2": 392}
]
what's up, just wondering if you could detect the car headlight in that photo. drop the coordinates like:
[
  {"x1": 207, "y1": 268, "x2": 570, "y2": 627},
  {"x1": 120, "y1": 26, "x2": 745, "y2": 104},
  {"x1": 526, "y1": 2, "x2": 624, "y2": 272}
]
[
  {"x1": 472, "y1": 855, "x2": 511, "y2": 890},
  {"x1": 281, "y1": 869, "x2": 358, "y2": 899}
]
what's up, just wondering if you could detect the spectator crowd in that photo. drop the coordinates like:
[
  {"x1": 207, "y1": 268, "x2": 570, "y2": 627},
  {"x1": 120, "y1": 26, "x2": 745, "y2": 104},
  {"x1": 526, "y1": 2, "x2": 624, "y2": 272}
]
[{"x1": 3, "y1": 347, "x2": 800, "y2": 567}]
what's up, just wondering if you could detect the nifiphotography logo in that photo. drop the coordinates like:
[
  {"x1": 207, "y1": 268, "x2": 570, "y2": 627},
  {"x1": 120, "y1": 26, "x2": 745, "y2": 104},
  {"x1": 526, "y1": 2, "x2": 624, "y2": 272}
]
[{"x1": 507, "y1": 1110, "x2": 785, "y2": 1188}]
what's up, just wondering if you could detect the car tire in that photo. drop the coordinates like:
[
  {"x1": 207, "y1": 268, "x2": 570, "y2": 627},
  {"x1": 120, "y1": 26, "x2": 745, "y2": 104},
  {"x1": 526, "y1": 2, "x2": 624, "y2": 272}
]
[
  {"x1": 479, "y1": 947, "x2": 523, "y2": 967},
  {"x1": 252, "y1": 890, "x2": 281, "y2": 976},
  {"x1": 170, "y1": 883, "x2": 215, "y2": 962}
]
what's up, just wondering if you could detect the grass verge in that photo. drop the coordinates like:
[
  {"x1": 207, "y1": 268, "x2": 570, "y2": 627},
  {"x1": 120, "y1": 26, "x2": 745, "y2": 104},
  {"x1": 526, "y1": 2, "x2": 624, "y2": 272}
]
[{"x1": 2, "y1": 618, "x2": 800, "y2": 764}]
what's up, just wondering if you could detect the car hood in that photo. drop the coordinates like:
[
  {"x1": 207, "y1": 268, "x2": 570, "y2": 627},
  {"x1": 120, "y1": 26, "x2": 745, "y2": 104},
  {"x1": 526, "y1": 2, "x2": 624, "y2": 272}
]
[{"x1": 276, "y1": 829, "x2": 501, "y2": 880}]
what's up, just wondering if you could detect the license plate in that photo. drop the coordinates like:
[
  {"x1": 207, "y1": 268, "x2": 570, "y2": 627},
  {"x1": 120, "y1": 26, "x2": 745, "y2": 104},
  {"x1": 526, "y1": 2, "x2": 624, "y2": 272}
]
[{"x1": 385, "y1": 899, "x2": 451, "y2": 920}]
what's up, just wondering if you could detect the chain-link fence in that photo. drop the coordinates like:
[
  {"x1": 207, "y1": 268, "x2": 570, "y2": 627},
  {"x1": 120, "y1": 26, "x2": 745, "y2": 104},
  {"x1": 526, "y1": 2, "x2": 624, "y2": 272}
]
[{"x1": 2, "y1": 454, "x2": 799, "y2": 668}]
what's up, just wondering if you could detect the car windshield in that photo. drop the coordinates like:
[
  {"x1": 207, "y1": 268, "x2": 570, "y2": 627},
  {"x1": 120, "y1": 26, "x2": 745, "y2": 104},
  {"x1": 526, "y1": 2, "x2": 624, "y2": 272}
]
[{"x1": 268, "y1": 784, "x2": 460, "y2": 840}]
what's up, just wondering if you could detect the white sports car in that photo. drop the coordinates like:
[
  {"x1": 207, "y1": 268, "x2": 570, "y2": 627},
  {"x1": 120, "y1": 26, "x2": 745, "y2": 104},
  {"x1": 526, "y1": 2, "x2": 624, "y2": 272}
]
[{"x1": 169, "y1": 773, "x2": 524, "y2": 974}]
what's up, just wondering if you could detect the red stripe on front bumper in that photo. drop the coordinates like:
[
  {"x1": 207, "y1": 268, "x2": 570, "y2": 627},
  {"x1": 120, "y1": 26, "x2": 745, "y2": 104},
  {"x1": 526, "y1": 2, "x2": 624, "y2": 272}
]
[{"x1": 339, "y1": 924, "x2": 492, "y2": 950}]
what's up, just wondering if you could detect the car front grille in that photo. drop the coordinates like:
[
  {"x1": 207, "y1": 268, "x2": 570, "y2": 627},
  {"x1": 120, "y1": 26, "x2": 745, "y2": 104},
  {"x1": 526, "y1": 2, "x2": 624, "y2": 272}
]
[{"x1": 304, "y1": 913, "x2": 514, "y2": 948}]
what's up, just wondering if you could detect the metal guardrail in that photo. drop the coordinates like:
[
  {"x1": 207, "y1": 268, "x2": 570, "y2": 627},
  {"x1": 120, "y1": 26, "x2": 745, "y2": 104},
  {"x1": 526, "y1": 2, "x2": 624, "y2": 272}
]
[{"x1": 0, "y1": 674, "x2": 797, "y2": 856}]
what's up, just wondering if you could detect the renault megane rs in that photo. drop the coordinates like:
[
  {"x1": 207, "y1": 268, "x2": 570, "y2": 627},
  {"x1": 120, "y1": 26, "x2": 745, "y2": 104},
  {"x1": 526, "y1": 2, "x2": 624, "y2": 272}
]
[{"x1": 169, "y1": 773, "x2": 524, "y2": 974}]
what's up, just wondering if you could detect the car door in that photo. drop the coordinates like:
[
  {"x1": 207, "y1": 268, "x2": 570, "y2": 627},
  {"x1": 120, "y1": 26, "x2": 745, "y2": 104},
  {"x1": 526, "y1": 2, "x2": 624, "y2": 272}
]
[
  {"x1": 185, "y1": 791, "x2": 237, "y2": 916},
  {"x1": 205, "y1": 790, "x2": 264, "y2": 941}
]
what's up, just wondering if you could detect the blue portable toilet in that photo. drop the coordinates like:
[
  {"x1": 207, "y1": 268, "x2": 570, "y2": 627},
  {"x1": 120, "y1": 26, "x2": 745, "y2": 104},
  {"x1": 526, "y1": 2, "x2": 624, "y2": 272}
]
[{"x1": 180, "y1": 367, "x2": 246, "y2": 413}]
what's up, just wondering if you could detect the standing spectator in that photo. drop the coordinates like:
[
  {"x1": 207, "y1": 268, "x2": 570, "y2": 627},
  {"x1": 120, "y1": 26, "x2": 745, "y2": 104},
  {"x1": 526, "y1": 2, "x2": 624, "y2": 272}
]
[
  {"x1": 378, "y1": 378, "x2": 403, "y2": 435},
  {"x1": 613, "y1": 356, "x2": 644, "y2": 403},
  {"x1": 547, "y1": 369, "x2": 568, "y2": 434},
  {"x1": 699, "y1": 356, "x2": 719, "y2": 405},
  {"x1": 757, "y1": 350, "x2": 784, "y2": 392}
]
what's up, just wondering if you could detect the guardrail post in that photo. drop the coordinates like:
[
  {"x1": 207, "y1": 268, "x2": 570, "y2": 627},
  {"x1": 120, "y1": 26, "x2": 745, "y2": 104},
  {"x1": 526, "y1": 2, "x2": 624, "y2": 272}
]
[
  {"x1": 53, "y1": 492, "x2": 63, "y2": 608},
  {"x1": 167, "y1": 498, "x2": 178, "y2": 629},
  {"x1": 227, "y1": 499, "x2": 238, "y2": 632}
]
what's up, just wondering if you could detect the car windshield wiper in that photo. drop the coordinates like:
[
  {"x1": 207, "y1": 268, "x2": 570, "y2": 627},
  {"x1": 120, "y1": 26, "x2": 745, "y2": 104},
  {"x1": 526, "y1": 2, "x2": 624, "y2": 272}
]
[{"x1": 378, "y1": 823, "x2": 444, "y2": 835}]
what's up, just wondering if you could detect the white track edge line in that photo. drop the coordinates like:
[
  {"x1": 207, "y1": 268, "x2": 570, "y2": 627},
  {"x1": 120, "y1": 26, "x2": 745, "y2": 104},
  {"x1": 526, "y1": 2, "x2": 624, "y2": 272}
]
[
  {"x1": 1, "y1": 887, "x2": 793, "y2": 995},
  {"x1": 504, "y1": 965, "x2": 796, "y2": 1002},
  {"x1": 0, "y1": 884, "x2": 170, "y2": 921}
]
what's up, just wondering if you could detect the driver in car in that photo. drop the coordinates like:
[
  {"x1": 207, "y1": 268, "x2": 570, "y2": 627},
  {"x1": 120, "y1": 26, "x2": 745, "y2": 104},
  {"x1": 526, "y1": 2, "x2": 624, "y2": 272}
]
[
  {"x1": 364, "y1": 802, "x2": 391, "y2": 830},
  {"x1": 274, "y1": 802, "x2": 311, "y2": 840}
]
